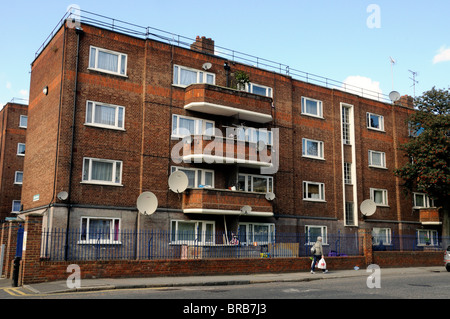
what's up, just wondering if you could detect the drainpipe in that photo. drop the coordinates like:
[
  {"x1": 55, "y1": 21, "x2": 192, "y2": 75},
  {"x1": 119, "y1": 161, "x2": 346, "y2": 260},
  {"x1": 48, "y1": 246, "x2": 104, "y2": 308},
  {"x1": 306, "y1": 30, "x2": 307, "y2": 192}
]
[{"x1": 64, "y1": 26, "x2": 83, "y2": 260}]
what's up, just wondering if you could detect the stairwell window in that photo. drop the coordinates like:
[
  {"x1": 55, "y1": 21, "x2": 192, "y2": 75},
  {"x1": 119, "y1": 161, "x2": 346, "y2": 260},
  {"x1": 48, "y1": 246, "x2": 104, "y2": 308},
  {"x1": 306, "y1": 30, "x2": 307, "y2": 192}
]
[
  {"x1": 89, "y1": 46, "x2": 127, "y2": 76},
  {"x1": 85, "y1": 101, "x2": 125, "y2": 130},
  {"x1": 82, "y1": 157, "x2": 123, "y2": 186},
  {"x1": 173, "y1": 65, "x2": 215, "y2": 87}
]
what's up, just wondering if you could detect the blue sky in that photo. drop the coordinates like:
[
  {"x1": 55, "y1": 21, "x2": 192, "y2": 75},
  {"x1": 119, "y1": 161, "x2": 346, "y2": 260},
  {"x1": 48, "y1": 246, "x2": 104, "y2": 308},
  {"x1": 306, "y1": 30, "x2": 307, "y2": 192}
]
[{"x1": 1, "y1": 0, "x2": 449, "y2": 107}]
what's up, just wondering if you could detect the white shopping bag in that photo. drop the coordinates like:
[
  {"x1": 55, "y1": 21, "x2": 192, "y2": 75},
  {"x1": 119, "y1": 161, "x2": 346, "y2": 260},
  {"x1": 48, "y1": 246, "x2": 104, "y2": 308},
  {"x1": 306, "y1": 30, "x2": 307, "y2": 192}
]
[{"x1": 317, "y1": 258, "x2": 326, "y2": 269}]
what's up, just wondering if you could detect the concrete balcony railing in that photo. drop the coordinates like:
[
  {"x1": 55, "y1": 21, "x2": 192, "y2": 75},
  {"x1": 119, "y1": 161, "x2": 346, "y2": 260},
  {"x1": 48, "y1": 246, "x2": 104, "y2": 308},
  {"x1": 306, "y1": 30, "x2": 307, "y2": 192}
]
[
  {"x1": 184, "y1": 84, "x2": 273, "y2": 123},
  {"x1": 182, "y1": 188, "x2": 274, "y2": 217}
]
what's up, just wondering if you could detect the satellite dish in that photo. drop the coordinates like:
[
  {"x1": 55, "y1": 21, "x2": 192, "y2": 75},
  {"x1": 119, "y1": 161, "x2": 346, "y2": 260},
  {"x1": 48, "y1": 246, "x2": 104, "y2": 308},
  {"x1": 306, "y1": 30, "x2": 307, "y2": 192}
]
[
  {"x1": 240, "y1": 205, "x2": 252, "y2": 215},
  {"x1": 265, "y1": 192, "x2": 276, "y2": 201},
  {"x1": 136, "y1": 191, "x2": 158, "y2": 215},
  {"x1": 360, "y1": 199, "x2": 376, "y2": 217},
  {"x1": 57, "y1": 191, "x2": 68, "y2": 201},
  {"x1": 389, "y1": 91, "x2": 400, "y2": 102},
  {"x1": 168, "y1": 170, "x2": 189, "y2": 193},
  {"x1": 202, "y1": 62, "x2": 212, "y2": 70}
]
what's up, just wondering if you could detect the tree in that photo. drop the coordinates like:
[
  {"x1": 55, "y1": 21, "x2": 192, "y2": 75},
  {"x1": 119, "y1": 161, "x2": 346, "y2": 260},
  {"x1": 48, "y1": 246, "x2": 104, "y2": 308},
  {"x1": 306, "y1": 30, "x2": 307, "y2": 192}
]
[{"x1": 394, "y1": 87, "x2": 450, "y2": 237}]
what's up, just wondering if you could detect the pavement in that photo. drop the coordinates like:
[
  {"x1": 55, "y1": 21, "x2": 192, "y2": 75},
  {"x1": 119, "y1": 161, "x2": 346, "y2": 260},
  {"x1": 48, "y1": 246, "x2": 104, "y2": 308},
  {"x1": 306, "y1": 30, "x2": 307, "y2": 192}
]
[{"x1": 0, "y1": 266, "x2": 445, "y2": 295}]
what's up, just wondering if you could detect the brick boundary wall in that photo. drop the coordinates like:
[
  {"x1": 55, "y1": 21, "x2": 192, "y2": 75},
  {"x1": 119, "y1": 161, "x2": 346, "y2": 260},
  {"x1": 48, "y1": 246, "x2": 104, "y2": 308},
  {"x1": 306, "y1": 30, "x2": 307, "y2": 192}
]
[{"x1": 3, "y1": 215, "x2": 444, "y2": 285}]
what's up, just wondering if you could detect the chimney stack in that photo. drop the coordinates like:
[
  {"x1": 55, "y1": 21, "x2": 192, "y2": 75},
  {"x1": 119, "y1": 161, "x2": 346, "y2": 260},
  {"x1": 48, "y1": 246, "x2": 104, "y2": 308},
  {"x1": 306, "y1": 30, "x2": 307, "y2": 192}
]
[{"x1": 191, "y1": 36, "x2": 215, "y2": 55}]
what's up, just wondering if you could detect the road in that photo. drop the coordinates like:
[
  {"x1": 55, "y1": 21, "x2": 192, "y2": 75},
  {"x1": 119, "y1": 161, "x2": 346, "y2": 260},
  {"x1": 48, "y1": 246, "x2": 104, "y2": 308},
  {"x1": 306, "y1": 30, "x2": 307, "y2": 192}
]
[{"x1": 1, "y1": 267, "x2": 448, "y2": 302}]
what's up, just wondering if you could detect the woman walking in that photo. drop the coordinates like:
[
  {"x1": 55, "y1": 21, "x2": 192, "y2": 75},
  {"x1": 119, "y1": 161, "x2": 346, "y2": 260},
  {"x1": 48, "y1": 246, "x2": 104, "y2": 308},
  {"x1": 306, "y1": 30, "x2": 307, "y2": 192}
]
[{"x1": 311, "y1": 236, "x2": 328, "y2": 274}]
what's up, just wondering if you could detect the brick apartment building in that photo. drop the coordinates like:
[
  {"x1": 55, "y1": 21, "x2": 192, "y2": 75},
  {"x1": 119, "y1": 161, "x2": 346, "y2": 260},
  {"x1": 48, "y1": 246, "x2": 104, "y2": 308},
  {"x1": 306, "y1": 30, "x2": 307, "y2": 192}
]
[
  {"x1": 0, "y1": 102, "x2": 28, "y2": 221},
  {"x1": 19, "y1": 11, "x2": 441, "y2": 252}
]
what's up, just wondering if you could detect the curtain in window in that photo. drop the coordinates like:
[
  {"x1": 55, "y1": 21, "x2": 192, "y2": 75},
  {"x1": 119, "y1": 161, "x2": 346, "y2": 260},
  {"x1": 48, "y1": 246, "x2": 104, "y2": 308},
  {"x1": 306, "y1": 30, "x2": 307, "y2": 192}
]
[
  {"x1": 95, "y1": 104, "x2": 116, "y2": 126},
  {"x1": 91, "y1": 161, "x2": 113, "y2": 182},
  {"x1": 98, "y1": 51, "x2": 118, "y2": 73},
  {"x1": 373, "y1": 190, "x2": 383, "y2": 204},
  {"x1": 179, "y1": 117, "x2": 195, "y2": 135},
  {"x1": 180, "y1": 68, "x2": 197, "y2": 86},
  {"x1": 90, "y1": 219, "x2": 111, "y2": 240},
  {"x1": 308, "y1": 184, "x2": 320, "y2": 199},
  {"x1": 305, "y1": 100, "x2": 318, "y2": 115},
  {"x1": 371, "y1": 152, "x2": 382, "y2": 166}
]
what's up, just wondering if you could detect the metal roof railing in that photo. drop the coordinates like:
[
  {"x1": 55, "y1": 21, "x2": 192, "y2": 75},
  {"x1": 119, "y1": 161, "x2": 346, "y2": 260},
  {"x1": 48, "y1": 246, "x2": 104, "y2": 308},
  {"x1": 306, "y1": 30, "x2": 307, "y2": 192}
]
[{"x1": 35, "y1": 7, "x2": 392, "y2": 103}]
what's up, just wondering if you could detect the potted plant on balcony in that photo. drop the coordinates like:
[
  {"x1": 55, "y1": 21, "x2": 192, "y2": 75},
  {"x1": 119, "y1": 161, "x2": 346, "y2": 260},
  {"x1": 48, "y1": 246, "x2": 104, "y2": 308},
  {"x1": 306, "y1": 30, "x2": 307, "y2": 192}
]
[{"x1": 234, "y1": 70, "x2": 250, "y2": 91}]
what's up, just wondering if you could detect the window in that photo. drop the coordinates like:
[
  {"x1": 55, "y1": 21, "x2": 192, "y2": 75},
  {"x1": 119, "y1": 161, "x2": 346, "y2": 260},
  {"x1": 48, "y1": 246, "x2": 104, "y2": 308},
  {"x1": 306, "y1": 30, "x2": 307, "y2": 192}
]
[
  {"x1": 171, "y1": 166, "x2": 214, "y2": 188},
  {"x1": 368, "y1": 150, "x2": 386, "y2": 168},
  {"x1": 367, "y1": 113, "x2": 384, "y2": 131},
  {"x1": 19, "y1": 115, "x2": 27, "y2": 128},
  {"x1": 173, "y1": 65, "x2": 215, "y2": 87},
  {"x1": 238, "y1": 223, "x2": 275, "y2": 245},
  {"x1": 342, "y1": 106, "x2": 351, "y2": 145},
  {"x1": 82, "y1": 158, "x2": 123, "y2": 186},
  {"x1": 302, "y1": 138, "x2": 324, "y2": 159},
  {"x1": 238, "y1": 174, "x2": 273, "y2": 193},
  {"x1": 413, "y1": 193, "x2": 435, "y2": 208},
  {"x1": 171, "y1": 220, "x2": 215, "y2": 245},
  {"x1": 85, "y1": 101, "x2": 125, "y2": 130},
  {"x1": 301, "y1": 97, "x2": 323, "y2": 118},
  {"x1": 236, "y1": 126, "x2": 273, "y2": 146},
  {"x1": 417, "y1": 229, "x2": 438, "y2": 246},
  {"x1": 80, "y1": 217, "x2": 121, "y2": 244},
  {"x1": 171, "y1": 114, "x2": 214, "y2": 137},
  {"x1": 89, "y1": 46, "x2": 127, "y2": 76},
  {"x1": 344, "y1": 162, "x2": 352, "y2": 184},
  {"x1": 17, "y1": 143, "x2": 25, "y2": 156},
  {"x1": 303, "y1": 181, "x2": 325, "y2": 201},
  {"x1": 372, "y1": 228, "x2": 391, "y2": 245},
  {"x1": 305, "y1": 225, "x2": 327, "y2": 245},
  {"x1": 14, "y1": 171, "x2": 23, "y2": 185},
  {"x1": 246, "y1": 83, "x2": 273, "y2": 97},
  {"x1": 345, "y1": 202, "x2": 355, "y2": 226},
  {"x1": 12, "y1": 200, "x2": 21, "y2": 213},
  {"x1": 370, "y1": 188, "x2": 388, "y2": 206}
]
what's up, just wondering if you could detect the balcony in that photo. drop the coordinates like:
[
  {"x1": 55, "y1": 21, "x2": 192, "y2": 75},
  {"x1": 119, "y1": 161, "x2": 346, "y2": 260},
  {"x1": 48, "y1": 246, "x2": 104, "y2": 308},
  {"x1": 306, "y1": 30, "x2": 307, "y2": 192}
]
[
  {"x1": 178, "y1": 135, "x2": 275, "y2": 169},
  {"x1": 184, "y1": 84, "x2": 273, "y2": 123},
  {"x1": 182, "y1": 188, "x2": 273, "y2": 217},
  {"x1": 419, "y1": 208, "x2": 441, "y2": 225}
]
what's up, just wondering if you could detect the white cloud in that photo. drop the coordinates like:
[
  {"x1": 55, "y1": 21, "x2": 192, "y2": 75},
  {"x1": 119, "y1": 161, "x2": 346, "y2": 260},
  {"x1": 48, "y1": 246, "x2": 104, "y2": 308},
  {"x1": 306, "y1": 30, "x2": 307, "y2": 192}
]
[
  {"x1": 433, "y1": 46, "x2": 450, "y2": 64},
  {"x1": 341, "y1": 75, "x2": 383, "y2": 100},
  {"x1": 19, "y1": 89, "x2": 28, "y2": 98},
  {"x1": 6, "y1": 82, "x2": 12, "y2": 90}
]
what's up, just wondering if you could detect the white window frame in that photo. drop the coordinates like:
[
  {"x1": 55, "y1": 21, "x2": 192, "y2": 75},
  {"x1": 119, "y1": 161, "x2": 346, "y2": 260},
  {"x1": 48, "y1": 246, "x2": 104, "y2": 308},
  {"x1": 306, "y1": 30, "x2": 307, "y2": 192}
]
[
  {"x1": 82, "y1": 157, "x2": 123, "y2": 186},
  {"x1": 372, "y1": 227, "x2": 392, "y2": 245},
  {"x1": 19, "y1": 115, "x2": 27, "y2": 128},
  {"x1": 344, "y1": 162, "x2": 352, "y2": 184},
  {"x1": 171, "y1": 114, "x2": 215, "y2": 138},
  {"x1": 417, "y1": 229, "x2": 438, "y2": 246},
  {"x1": 17, "y1": 143, "x2": 26, "y2": 156},
  {"x1": 413, "y1": 193, "x2": 435, "y2": 209},
  {"x1": 246, "y1": 82, "x2": 273, "y2": 97},
  {"x1": 236, "y1": 126, "x2": 273, "y2": 146},
  {"x1": 85, "y1": 101, "x2": 125, "y2": 130},
  {"x1": 303, "y1": 181, "x2": 325, "y2": 202},
  {"x1": 171, "y1": 166, "x2": 214, "y2": 188},
  {"x1": 14, "y1": 171, "x2": 23, "y2": 185},
  {"x1": 173, "y1": 64, "x2": 215, "y2": 87},
  {"x1": 12, "y1": 200, "x2": 21, "y2": 213},
  {"x1": 302, "y1": 138, "x2": 324, "y2": 160},
  {"x1": 238, "y1": 222, "x2": 275, "y2": 245},
  {"x1": 88, "y1": 46, "x2": 128, "y2": 77},
  {"x1": 370, "y1": 188, "x2": 388, "y2": 206},
  {"x1": 238, "y1": 173, "x2": 274, "y2": 193},
  {"x1": 305, "y1": 225, "x2": 328, "y2": 245},
  {"x1": 170, "y1": 220, "x2": 215, "y2": 245},
  {"x1": 368, "y1": 150, "x2": 386, "y2": 169},
  {"x1": 367, "y1": 112, "x2": 385, "y2": 131},
  {"x1": 79, "y1": 217, "x2": 121, "y2": 244},
  {"x1": 301, "y1": 97, "x2": 323, "y2": 118}
]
